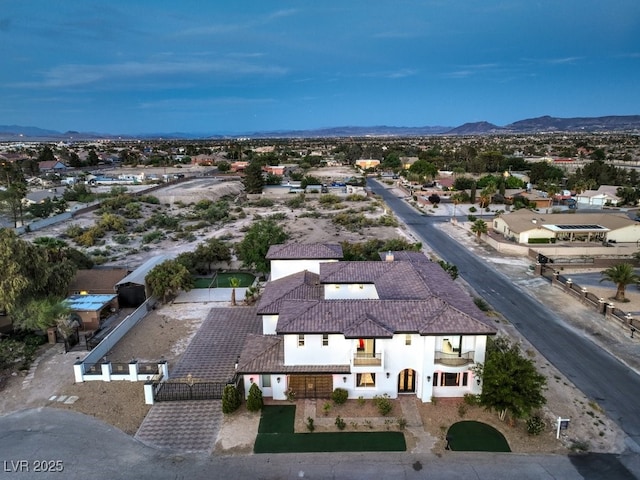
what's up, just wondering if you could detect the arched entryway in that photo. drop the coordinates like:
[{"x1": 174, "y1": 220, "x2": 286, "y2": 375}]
[{"x1": 397, "y1": 369, "x2": 416, "y2": 393}]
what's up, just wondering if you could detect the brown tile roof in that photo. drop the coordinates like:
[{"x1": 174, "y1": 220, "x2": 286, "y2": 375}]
[
  {"x1": 276, "y1": 299, "x2": 496, "y2": 337},
  {"x1": 237, "y1": 334, "x2": 350, "y2": 374},
  {"x1": 266, "y1": 243, "x2": 343, "y2": 260},
  {"x1": 256, "y1": 270, "x2": 323, "y2": 315},
  {"x1": 68, "y1": 268, "x2": 129, "y2": 294}
]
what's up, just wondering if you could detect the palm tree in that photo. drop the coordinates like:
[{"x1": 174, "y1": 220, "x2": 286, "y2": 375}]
[
  {"x1": 600, "y1": 264, "x2": 640, "y2": 302},
  {"x1": 229, "y1": 277, "x2": 241, "y2": 306},
  {"x1": 470, "y1": 219, "x2": 488, "y2": 241}
]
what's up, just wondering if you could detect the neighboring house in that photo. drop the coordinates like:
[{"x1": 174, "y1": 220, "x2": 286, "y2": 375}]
[
  {"x1": 263, "y1": 165, "x2": 286, "y2": 176},
  {"x1": 230, "y1": 161, "x2": 249, "y2": 173},
  {"x1": 237, "y1": 244, "x2": 497, "y2": 403},
  {"x1": 492, "y1": 210, "x2": 640, "y2": 244},
  {"x1": 503, "y1": 189, "x2": 553, "y2": 210},
  {"x1": 23, "y1": 189, "x2": 62, "y2": 206},
  {"x1": 38, "y1": 160, "x2": 67, "y2": 173},
  {"x1": 68, "y1": 268, "x2": 129, "y2": 296},
  {"x1": 355, "y1": 159, "x2": 380, "y2": 170},
  {"x1": 575, "y1": 185, "x2": 622, "y2": 208},
  {"x1": 400, "y1": 156, "x2": 419, "y2": 170}
]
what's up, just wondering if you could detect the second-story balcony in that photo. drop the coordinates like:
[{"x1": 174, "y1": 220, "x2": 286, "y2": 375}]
[
  {"x1": 435, "y1": 350, "x2": 475, "y2": 367},
  {"x1": 352, "y1": 351, "x2": 383, "y2": 367}
]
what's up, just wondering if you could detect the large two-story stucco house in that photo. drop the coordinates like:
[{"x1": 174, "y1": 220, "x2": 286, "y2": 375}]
[{"x1": 237, "y1": 243, "x2": 497, "y2": 403}]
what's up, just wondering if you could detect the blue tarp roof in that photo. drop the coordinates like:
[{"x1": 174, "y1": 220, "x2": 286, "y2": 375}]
[{"x1": 65, "y1": 294, "x2": 116, "y2": 312}]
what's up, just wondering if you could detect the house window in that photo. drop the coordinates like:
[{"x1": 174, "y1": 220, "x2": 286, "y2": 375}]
[
  {"x1": 437, "y1": 372, "x2": 470, "y2": 387},
  {"x1": 356, "y1": 373, "x2": 376, "y2": 387},
  {"x1": 262, "y1": 375, "x2": 271, "y2": 388},
  {"x1": 322, "y1": 334, "x2": 329, "y2": 346},
  {"x1": 405, "y1": 334, "x2": 412, "y2": 346},
  {"x1": 298, "y1": 334, "x2": 305, "y2": 347}
]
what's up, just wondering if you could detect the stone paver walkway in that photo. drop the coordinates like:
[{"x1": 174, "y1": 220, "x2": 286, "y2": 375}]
[{"x1": 135, "y1": 306, "x2": 260, "y2": 452}]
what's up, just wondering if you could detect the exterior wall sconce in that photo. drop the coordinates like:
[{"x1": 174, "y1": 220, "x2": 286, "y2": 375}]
[
  {"x1": 276, "y1": 377, "x2": 281, "y2": 383},
  {"x1": 386, "y1": 372, "x2": 390, "y2": 379},
  {"x1": 476, "y1": 377, "x2": 481, "y2": 385},
  {"x1": 426, "y1": 375, "x2": 431, "y2": 382},
  {"x1": 343, "y1": 376, "x2": 347, "y2": 383},
  {"x1": 249, "y1": 377, "x2": 254, "y2": 383}
]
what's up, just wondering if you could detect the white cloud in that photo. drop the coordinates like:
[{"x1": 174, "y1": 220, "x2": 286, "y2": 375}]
[{"x1": 10, "y1": 58, "x2": 287, "y2": 89}]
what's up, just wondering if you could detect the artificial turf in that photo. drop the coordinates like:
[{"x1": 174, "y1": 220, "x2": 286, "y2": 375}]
[
  {"x1": 253, "y1": 405, "x2": 406, "y2": 454},
  {"x1": 446, "y1": 421, "x2": 511, "y2": 452}
]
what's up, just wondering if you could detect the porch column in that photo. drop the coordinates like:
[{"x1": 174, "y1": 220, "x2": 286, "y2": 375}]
[{"x1": 159, "y1": 360, "x2": 169, "y2": 380}]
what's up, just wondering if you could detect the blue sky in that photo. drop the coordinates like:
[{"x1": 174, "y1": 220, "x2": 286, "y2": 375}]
[{"x1": 1, "y1": 1, "x2": 639, "y2": 135}]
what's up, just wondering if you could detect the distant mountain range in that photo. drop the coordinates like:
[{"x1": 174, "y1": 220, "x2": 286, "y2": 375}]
[{"x1": 1, "y1": 115, "x2": 639, "y2": 141}]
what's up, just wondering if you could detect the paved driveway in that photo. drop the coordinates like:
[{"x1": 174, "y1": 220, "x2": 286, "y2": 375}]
[{"x1": 134, "y1": 306, "x2": 259, "y2": 452}]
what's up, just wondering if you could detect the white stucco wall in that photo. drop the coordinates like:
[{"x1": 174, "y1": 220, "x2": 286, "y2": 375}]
[
  {"x1": 283, "y1": 334, "x2": 350, "y2": 366},
  {"x1": 607, "y1": 224, "x2": 640, "y2": 243},
  {"x1": 279, "y1": 332, "x2": 488, "y2": 402},
  {"x1": 262, "y1": 314, "x2": 278, "y2": 335},
  {"x1": 270, "y1": 259, "x2": 338, "y2": 281},
  {"x1": 323, "y1": 283, "x2": 379, "y2": 299}
]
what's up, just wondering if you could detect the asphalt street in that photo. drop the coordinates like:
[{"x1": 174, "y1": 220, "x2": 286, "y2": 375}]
[
  {"x1": 0, "y1": 408, "x2": 632, "y2": 480},
  {"x1": 369, "y1": 179, "x2": 640, "y2": 478}
]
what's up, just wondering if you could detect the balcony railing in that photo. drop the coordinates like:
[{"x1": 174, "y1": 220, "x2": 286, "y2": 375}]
[
  {"x1": 353, "y1": 351, "x2": 382, "y2": 366},
  {"x1": 435, "y1": 350, "x2": 475, "y2": 366}
]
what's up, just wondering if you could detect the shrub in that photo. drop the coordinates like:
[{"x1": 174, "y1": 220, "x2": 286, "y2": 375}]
[
  {"x1": 357, "y1": 396, "x2": 366, "y2": 406},
  {"x1": 252, "y1": 198, "x2": 275, "y2": 207},
  {"x1": 463, "y1": 393, "x2": 479, "y2": 406},
  {"x1": 221, "y1": 384, "x2": 241, "y2": 414},
  {"x1": 373, "y1": 394, "x2": 393, "y2": 416},
  {"x1": 332, "y1": 388, "x2": 349, "y2": 405},
  {"x1": 396, "y1": 417, "x2": 407, "y2": 430},
  {"x1": 306, "y1": 416, "x2": 315, "y2": 432},
  {"x1": 335, "y1": 416, "x2": 346, "y2": 430},
  {"x1": 468, "y1": 206, "x2": 477, "y2": 213},
  {"x1": 467, "y1": 214, "x2": 477, "y2": 222},
  {"x1": 246, "y1": 383, "x2": 264, "y2": 412},
  {"x1": 526, "y1": 415, "x2": 545, "y2": 435},
  {"x1": 322, "y1": 402, "x2": 332, "y2": 416}
]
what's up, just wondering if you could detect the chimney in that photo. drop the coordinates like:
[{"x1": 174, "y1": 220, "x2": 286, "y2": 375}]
[{"x1": 385, "y1": 251, "x2": 394, "y2": 262}]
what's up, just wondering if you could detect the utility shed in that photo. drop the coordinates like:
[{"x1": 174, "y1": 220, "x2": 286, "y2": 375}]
[
  {"x1": 115, "y1": 254, "x2": 173, "y2": 307},
  {"x1": 65, "y1": 294, "x2": 118, "y2": 331}
]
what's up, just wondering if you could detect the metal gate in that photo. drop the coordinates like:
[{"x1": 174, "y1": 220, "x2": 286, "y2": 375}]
[
  {"x1": 153, "y1": 381, "x2": 226, "y2": 402},
  {"x1": 287, "y1": 375, "x2": 333, "y2": 399}
]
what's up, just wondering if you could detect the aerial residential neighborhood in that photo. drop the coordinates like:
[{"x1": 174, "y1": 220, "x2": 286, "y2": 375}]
[{"x1": 1, "y1": 133, "x2": 640, "y2": 479}]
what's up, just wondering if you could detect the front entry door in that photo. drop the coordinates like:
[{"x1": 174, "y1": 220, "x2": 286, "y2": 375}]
[{"x1": 398, "y1": 369, "x2": 416, "y2": 393}]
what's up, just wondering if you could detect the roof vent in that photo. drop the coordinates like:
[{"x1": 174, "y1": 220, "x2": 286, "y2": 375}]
[{"x1": 385, "y1": 251, "x2": 394, "y2": 262}]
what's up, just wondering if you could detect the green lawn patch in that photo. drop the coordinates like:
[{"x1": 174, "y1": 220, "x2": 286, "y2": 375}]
[
  {"x1": 447, "y1": 421, "x2": 511, "y2": 452},
  {"x1": 258, "y1": 405, "x2": 295, "y2": 434},
  {"x1": 254, "y1": 405, "x2": 406, "y2": 454}
]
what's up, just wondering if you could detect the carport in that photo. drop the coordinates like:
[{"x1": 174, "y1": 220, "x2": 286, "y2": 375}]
[{"x1": 115, "y1": 254, "x2": 173, "y2": 307}]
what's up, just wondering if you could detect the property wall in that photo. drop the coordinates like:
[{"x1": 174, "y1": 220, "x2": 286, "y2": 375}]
[{"x1": 323, "y1": 283, "x2": 378, "y2": 299}]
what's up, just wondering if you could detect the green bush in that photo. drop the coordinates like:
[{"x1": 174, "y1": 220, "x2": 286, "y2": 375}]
[
  {"x1": 222, "y1": 384, "x2": 241, "y2": 414},
  {"x1": 246, "y1": 382, "x2": 264, "y2": 412},
  {"x1": 331, "y1": 388, "x2": 349, "y2": 405},
  {"x1": 306, "y1": 416, "x2": 315, "y2": 432},
  {"x1": 335, "y1": 415, "x2": 346, "y2": 430},
  {"x1": 373, "y1": 394, "x2": 393, "y2": 416},
  {"x1": 526, "y1": 415, "x2": 545, "y2": 435}
]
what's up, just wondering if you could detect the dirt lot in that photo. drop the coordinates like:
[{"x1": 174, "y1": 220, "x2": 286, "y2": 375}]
[{"x1": 1, "y1": 166, "x2": 633, "y2": 454}]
